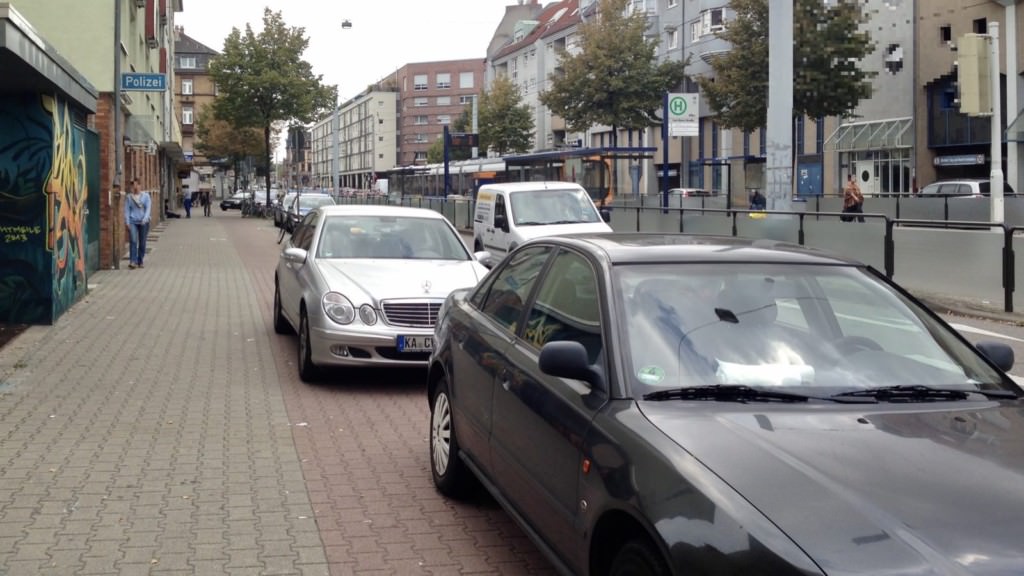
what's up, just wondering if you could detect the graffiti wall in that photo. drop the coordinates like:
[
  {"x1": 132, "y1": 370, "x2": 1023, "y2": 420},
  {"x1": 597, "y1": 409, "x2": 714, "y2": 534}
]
[{"x1": 0, "y1": 94, "x2": 89, "y2": 324}]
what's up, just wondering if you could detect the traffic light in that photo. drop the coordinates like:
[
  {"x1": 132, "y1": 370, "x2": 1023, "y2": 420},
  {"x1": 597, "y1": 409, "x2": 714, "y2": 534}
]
[{"x1": 957, "y1": 33, "x2": 991, "y2": 116}]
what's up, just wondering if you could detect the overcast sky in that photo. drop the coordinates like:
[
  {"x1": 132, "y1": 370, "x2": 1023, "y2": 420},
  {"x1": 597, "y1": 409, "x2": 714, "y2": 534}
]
[{"x1": 176, "y1": 0, "x2": 520, "y2": 103}]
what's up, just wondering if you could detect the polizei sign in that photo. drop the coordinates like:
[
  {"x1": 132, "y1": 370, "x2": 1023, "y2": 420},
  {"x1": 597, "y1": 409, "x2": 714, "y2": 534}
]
[{"x1": 121, "y1": 73, "x2": 167, "y2": 92}]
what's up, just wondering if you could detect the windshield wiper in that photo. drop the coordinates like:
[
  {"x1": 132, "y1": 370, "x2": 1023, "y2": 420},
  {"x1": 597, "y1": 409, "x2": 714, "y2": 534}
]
[
  {"x1": 830, "y1": 385, "x2": 988, "y2": 403},
  {"x1": 643, "y1": 385, "x2": 810, "y2": 403},
  {"x1": 515, "y1": 220, "x2": 545, "y2": 226}
]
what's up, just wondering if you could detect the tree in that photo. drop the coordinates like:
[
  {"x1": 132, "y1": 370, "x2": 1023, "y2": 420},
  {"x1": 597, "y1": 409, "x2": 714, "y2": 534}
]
[
  {"x1": 539, "y1": 0, "x2": 687, "y2": 140},
  {"x1": 696, "y1": 0, "x2": 875, "y2": 132},
  {"x1": 479, "y1": 75, "x2": 533, "y2": 155},
  {"x1": 209, "y1": 8, "x2": 335, "y2": 204},
  {"x1": 194, "y1": 104, "x2": 267, "y2": 193}
]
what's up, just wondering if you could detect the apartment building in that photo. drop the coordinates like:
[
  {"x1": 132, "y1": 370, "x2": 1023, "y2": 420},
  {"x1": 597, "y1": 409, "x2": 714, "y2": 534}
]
[
  {"x1": 285, "y1": 126, "x2": 313, "y2": 189},
  {"x1": 12, "y1": 0, "x2": 185, "y2": 269},
  {"x1": 311, "y1": 90, "x2": 398, "y2": 191},
  {"x1": 173, "y1": 26, "x2": 220, "y2": 199}
]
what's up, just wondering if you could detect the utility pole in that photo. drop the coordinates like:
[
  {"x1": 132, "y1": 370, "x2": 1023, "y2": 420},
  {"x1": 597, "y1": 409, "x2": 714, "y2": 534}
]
[
  {"x1": 112, "y1": 0, "x2": 123, "y2": 269},
  {"x1": 766, "y1": 0, "x2": 794, "y2": 211}
]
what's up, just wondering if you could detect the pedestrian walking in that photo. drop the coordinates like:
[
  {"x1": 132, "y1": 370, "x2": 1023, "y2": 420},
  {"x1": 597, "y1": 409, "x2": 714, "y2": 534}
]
[
  {"x1": 124, "y1": 179, "x2": 151, "y2": 268},
  {"x1": 202, "y1": 190, "x2": 212, "y2": 217},
  {"x1": 841, "y1": 173, "x2": 865, "y2": 222},
  {"x1": 183, "y1": 191, "x2": 192, "y2": 218}
]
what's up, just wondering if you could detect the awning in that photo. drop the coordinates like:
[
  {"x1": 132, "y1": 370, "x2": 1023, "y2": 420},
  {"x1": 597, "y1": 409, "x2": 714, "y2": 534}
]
[
  {"x1": 1008, "y1": 108, "x2": 1024, "y2": 142},
  {"x1": 825, "y1": 117, "x2": 912, "y2": 152}
]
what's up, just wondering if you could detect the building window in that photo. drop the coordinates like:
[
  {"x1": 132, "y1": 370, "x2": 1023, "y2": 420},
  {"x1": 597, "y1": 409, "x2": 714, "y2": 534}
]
[
  {"x1": 973, "y1": 18, "x2": 987, "y2": 33},
  {"x1": 183, "y1": 106, "x2": 193, "y2": 125},
  {"x1": 414, "y1": 151, "x2": 427, "y2": 162},
  {"x1": 415, "y1": 115, "x2": 428, "y2": 125},
  {"x1": 692, "y1": 8, "x2": 725, "y2": 40},
  {"x1": 414, "y1": 74, "x2": 428, "y2": 90},
  {"x1": 690, "y1": 21, "x2": 700, "y2": 43},
  {"x1": 459, "y1": 72, "x2": 474, "y2": 89},
  {"x1": 459, "y1": 95, "x2": 475, "y2": 105},
  {"x1": 940, "y1": 25, "x2": 952, "y2": 43},
  {"x1": 668, "y1": 0, "x2": 677, "y2": 6},
  {"x1": 436, "y1": 73, "x2": 451, "y2": 89},
  {"x1": 181, "y1": 79, "x2": 193, "y2": 95},
  {"x1": 436, "y1": 96, "x2": 451, "y2": 106},
  {"x1": 438, "y1": 115, "x2": 451, "y2": 125},
  {"x1": 414, "y1": 134, "x2": 428, "y2": 143},
  {"x1": 815, "y1": 118, "x2": 824, "y2": 154},
  {"x1": 414, "y1": 97, "x2": 428, "y2": 107},
  {"x1": 795, "y1": 116, "x2": 805, "y2": 155},
  {"x1": 179, "y1": 56, "x2": 196, "y2": 69},
  {"x1": 668, "y1": 28, "x2": 679, "y2": 50}
]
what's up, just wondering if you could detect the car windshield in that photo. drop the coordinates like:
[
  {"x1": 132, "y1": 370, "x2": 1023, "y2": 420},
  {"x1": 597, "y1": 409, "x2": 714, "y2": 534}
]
[
  {"x1": 509, "y1": 188, "x2": 602, "y2": 225},
  {"x1": 316, "y1": 215, "x2": 471, "y2": 260},
  {"x1": 615, "y1": 263, "x2": 1014, "y2": 398},
  {"x1": 297, "y1": 195, "x2": 334, "y2": 211}
]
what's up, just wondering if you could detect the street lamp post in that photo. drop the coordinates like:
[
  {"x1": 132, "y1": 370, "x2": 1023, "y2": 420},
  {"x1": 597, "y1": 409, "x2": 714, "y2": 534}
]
[{"x1": 330, "y1": 19, "x2": 353, "y2": 197}]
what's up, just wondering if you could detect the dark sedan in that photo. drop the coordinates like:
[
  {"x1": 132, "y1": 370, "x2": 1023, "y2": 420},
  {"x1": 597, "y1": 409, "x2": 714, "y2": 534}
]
[
  {"x1": 220, "y1": 191, "x2": 248, "y2": 211},
  {"x1": 427, "y1": 233, "x2": 1023, "y2": 576}
]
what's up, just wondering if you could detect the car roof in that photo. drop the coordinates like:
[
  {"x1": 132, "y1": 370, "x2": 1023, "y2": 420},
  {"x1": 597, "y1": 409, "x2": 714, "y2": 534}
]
[
  {"x1": 527, "y1": 233, "x2": 862, "y2": 266},
  {"x1": 478, "y1": 182, "x2": 586, "y2": 193},
  {"x1": 317, "y1": 204, "x2": 448, "y2": 219}
]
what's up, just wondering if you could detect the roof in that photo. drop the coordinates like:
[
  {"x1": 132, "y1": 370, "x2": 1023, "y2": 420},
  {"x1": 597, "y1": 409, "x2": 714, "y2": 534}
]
[
  {"x1": 174, "y1": 30, "x2": 218, "y2": 56},
  {"x1": 319, "y1": 205, "x2": 449, "y2": 219},
  {"x1": 493, "y1": 0, "x2": 579, "y2": 61},
  {"x1": 528, "y1": 233, "x2": 862, "y2": 267},
  {"x1": 478, "y1": 181, "x2": 586, "y2": 193}
]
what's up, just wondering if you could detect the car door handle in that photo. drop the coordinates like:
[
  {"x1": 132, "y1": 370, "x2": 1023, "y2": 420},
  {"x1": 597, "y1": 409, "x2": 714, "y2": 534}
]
[{"x1": 486, "y1": 227, "x2": 494, "y2": 233}]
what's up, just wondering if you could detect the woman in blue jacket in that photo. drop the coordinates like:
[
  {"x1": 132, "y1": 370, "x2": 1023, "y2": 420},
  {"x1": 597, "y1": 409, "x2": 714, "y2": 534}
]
[{"x1": 124, "y1": 179, "x2": 151, "y2": 269}]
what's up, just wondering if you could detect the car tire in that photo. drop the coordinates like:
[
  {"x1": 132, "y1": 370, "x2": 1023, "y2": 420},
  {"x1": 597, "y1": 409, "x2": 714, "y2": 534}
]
[
  {"x1": 273, "y1": 280, "x2": 291, "y2": 335},
  {"x1": 609, "y1": 538, "x2": 670, "y2": 576},
  {"x1": 430, "y1": 376, "x2": 474, "y2": 498},
  {"x1": 298, "y1": 309, "x2": 319, "y2": 382}
]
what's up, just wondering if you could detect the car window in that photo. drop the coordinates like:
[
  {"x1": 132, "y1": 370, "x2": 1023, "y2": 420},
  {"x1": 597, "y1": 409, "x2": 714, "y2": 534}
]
[
  {"x1": 292, "y1": 211, "x2": 319, "y2": 251},
  {"x1": 494, "y1": 195, "x2": 507, "y2": 222},
  {"x1": 957, "y1": 184, "x2": 973, "y2": 196},
  {"x1": 316, "y1": 215, "x2": 469, "y2": 260},
  {"x1": 615, "y1": 263, "x2": 1010, "y2": 397},
  {"x1": 524, "y1": 250, "x2": 603, "y2": 365},
  {"x1": 476, "y1": 246, "x2": 551, "y2": 333},
  {"x1": 510, "y1": 188, "x2": 601, "y2": 225}
]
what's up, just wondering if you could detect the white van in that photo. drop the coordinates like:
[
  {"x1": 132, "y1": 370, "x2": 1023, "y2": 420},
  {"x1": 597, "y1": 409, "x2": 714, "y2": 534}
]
[{"x1": 472, "y1": 182, "x2": 612, "y2": 259}]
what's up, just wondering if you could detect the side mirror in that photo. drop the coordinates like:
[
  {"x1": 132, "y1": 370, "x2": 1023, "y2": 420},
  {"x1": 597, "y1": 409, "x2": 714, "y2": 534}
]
[
  {"x1": 283, "y1": 247, "x2": 308, "y2": 264},
  {"x1": 599, "y1": 208, "x2": 611, "y2": 223},
  {"x1": 474, "y1": 251, "x2": 499, "y2": 269},
  {"x1": 976, "y1": 341, "x2": 1015, "y2": 372},
  {"x1": 539, "y1": 341, "x2": 604, "y2": 388},
  {"x1": 494, "y1": 213, "x2": 509, "y2": 232}
]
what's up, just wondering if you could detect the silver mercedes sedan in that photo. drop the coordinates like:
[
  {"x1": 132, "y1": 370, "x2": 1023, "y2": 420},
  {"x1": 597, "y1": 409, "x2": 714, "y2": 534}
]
[{"x1": 274, "y1": 204, "x2": 489, "y2": 381}]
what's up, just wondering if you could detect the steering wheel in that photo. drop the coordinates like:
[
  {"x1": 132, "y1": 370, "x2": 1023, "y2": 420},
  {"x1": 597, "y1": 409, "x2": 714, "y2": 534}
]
[{"x1": 832, "y1": 335, "x2": 884, "y2": 356}]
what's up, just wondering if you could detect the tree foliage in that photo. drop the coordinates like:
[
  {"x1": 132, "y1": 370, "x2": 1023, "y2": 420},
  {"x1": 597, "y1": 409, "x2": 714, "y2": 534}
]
[
  {"x1": 209, "y1": 8, "x2": 335, "y2": 203},
  {"x1": 194, "y1": 104, "x2": 267, "y2": 192},
  {"x1": 539, "y1": 0, "x2": 687, "y2": 136},
  {"x1": 479, "y1": 75, "x2": 533, "y2": 155},
  {"x1": 696, "y1": 0, "x2": 875, "y2": 132}
]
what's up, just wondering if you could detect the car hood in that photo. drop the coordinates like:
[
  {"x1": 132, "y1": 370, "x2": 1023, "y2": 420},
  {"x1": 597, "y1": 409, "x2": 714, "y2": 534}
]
[
  {"x1": 515, "y1": 221, "x2": 612, "y2": 240},
  {"x1": 642, "y1": 401, "x2": 1024, "y2": 575},
  {"x1": 316, "y1": 259, "x2": 486, "y2": 302}
]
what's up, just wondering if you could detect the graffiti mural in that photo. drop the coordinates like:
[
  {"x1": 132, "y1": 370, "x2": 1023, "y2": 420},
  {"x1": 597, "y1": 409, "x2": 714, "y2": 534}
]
[
  {"x1": 0, "y1": 93, "x2": 89, "y2": 324},
  {"x1": 44, "y1": 95, "x2": 88, "y2": 318}
]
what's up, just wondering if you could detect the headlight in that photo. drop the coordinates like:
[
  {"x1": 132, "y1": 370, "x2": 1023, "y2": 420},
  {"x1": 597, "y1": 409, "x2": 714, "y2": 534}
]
[
  {"x1": 323, "y1": 292, "x2": 355, "y2": 324},
  {"x1": 358, "y1": 304, "x2": 377, "y2": 325}
]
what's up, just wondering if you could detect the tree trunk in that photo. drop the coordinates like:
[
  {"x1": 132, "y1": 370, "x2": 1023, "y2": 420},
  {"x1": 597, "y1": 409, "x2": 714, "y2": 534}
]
[{"x1": 264, "y1": 125, "x2": 273, "y2": 206}]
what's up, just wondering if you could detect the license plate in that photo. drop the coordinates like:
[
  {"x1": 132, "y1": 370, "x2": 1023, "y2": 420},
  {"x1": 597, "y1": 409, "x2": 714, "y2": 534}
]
[{"x1": 397, "y1": 335, "x2": 433, "y2": 352}]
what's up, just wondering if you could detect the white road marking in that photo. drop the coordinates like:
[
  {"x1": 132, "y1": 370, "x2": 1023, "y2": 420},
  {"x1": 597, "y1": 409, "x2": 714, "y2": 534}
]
[{"x1": 949, "y1": 323, "x2": 1024, "y2": 344}]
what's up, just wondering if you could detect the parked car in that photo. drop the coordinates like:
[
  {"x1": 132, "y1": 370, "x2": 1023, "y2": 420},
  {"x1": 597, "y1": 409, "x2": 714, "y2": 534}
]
[
  {"x1": 666, "y1": 187, "x2": 717, "y2": 197},
  {"x1": 918, "y1": 178, "x2": 1016, "y2": 197},
  {"x1": 284, "y1": 193, "x2": 335, "y2": 232},
  {"x1": 427, "y1": 232, "x2": 1022, "y2": 576},
  {"x1": 274, "y1": 205, "x2": 490, "y2": 381},
  {"x1": 471, "y1": 182, "x2": 612, "y2": 259},
  {"x1": 275, "y1": 192, "x2": 298, "y2": 228},
  {"x1": 219, "y1": 191, "x2": 248, "y2": 211}
]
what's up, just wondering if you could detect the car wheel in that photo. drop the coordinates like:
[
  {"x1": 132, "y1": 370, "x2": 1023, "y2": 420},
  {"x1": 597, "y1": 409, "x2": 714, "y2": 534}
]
[
  {"x1": 430, "y1": 376, "x2": 473, "y2": 498},
  {"x1": 298, "y1": 309, "x2": 319, "y2": 382},
  {"x1": 273, "y1": 280, "x2": 291, "y2": 335},
  {"x1": 609, "y1": 538, "x2": 670, "y2": 576}
]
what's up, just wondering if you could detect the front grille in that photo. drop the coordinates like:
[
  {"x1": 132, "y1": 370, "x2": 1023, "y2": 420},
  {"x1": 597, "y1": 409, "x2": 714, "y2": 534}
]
[{"x1": 380, "y1": 299, "x2": 443, "y2": 328}]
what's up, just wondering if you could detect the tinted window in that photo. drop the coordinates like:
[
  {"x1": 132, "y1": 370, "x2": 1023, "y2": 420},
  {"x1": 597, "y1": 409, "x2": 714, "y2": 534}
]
[
  {"x1": 292, "y1": 211, "x2": 319, "y2": 251},
  {"x1": 477, "y1": 246, "x2": 551, "y2": 332},
  {"x1": 524, "y1": 250, "x2": 603, "y2": 364}
]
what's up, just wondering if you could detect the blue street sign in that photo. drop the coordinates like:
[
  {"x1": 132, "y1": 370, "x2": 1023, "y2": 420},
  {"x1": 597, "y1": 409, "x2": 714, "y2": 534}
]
[{"x1": 121, "y1": 73, "x2": 167, "y2": 91}]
